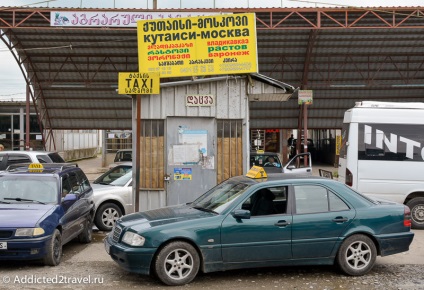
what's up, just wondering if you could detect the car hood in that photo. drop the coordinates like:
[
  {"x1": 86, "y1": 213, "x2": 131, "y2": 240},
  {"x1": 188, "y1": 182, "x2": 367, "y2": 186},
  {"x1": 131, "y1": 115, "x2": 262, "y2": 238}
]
[
  {"x1": 0, "y1": 204, "x2": 55, "y2": 227},
  {"x1": 119, "y1": 204, "x2": 213, "y2": 230}
]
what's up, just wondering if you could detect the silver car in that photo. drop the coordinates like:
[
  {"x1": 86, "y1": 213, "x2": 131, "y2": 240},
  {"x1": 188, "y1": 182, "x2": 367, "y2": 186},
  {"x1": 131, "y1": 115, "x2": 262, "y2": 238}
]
[{"x1": 92, "y1": 163, "x2": 133, "y2": 231}]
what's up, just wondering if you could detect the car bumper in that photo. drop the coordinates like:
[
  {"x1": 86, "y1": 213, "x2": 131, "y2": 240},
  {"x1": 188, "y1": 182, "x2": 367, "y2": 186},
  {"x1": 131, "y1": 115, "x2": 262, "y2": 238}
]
[
  {"x1": 0, "y1": 235, "x2": 52, "y2": 261},
  {"x1": 104, "y1": 235, "x2": 156, "y2": 275},
  {"x1": 376, "y1": 231, "x2": 414, "y2": 256}
]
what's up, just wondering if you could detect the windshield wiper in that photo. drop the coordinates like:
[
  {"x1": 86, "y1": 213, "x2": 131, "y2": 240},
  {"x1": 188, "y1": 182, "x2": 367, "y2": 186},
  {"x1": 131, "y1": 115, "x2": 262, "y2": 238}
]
[
  {"x1": 4, "y1": 197, "x2": 46, "y2": 205},
  {"x1": 0, "y1": 200, "x2": 11, "y2": 204},
  {"x1": 192, "y1": 206, "x2": 218, "y2": 215}
]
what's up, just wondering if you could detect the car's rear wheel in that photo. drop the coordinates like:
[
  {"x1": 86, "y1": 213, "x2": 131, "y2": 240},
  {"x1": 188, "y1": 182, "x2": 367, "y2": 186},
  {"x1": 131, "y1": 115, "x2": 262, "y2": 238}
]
[
  {"x1": 154, "y1": 241, "x2": 200, "y2": 286},
  {"x1": 337, "y1": 234, "x2": 376, "y2": 276},
  {"x1": 44, "y1": 229, "x2": 62, "y2": 266},
  {"x1": 78, "y1": 218, "x2": 93, "y2": 243},
  {"x1": 406, "y1": 197, "x2": 424, "y2": 229},
  {"x1": 95, "y1": 203, "x2": 122, "y2": 231}
]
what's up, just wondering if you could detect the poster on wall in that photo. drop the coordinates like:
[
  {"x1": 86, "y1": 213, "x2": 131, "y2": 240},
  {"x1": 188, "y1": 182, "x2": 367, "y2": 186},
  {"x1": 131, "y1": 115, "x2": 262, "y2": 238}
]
[
  {"x1": 172, "y1": 144, "x2": 199, "y2": 164},
  {"x1": 179, "y1": 129, "x2": 208, "y2": 156},
  {"x1": 174, "y1": 168, "x2": 193, "y2": 180}
]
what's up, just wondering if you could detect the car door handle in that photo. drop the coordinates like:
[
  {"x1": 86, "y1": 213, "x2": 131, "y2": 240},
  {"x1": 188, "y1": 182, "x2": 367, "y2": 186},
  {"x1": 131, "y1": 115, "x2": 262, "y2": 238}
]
[
  {"x1": 306, "y1": 169, "x2": 311, "y2": 172},
  {"x1": 274, "y1": 220, "x2": 290, "y2": 227},
  {"x1": 332, "y1": 217, "x2": 348, "y2": 223}
]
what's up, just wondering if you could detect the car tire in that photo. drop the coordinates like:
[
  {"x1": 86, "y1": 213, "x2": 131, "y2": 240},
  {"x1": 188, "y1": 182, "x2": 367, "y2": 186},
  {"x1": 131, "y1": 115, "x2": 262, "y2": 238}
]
[
  {"x1": 44, "y1": 229, "x2": 62, "y2": 266},
  {"x1": 406, "y1": 197, "x2": 424, "y2": 229},
  {"x1": 78, "y1": 218, "x2": 93, "y2": 243},
  {"x1": 95, "y1": 203, "x2": 122, "y2": 231},
  {"x1": 154, "y1": 241, "x2": 200, "y2": 286},
  {"x1": 337, "y1": 234, "x2": 376, "y2": 276}
]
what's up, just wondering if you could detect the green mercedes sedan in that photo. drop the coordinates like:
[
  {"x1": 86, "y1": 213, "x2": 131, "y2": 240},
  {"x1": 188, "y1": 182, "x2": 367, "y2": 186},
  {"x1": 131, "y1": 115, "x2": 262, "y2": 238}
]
[{"x1": 104, "y1": 173, "x2": 414, "y2": 286}]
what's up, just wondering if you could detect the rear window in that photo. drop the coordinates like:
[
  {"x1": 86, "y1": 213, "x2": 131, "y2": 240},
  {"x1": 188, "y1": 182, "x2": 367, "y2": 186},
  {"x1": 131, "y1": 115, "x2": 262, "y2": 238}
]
[{"x1": 47, "y1": 153, "x2": 65, "y2": 163}]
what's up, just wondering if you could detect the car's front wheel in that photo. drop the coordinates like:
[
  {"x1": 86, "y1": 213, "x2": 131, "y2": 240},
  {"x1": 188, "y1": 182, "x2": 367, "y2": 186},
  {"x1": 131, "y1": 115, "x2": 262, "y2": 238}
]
[
  {"x1": 154, "y1": 241, "x2": 200, "y2": 286},
  {"x1": 337, "y1": 234, "x2": 377, "y2": 276},
  {"x1": 95, "y1": 203, "x2": 122, "y2": 231},
  {"x1": 406, "y1": 197, "x2": 424, "y2": 229},
  {"x1": 44, "y1": 229, "x2": 62, "y2": 266}
]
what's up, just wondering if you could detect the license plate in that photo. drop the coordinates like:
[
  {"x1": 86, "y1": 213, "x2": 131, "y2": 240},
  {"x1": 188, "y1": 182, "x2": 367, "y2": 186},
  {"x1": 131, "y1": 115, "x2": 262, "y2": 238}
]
[
  {"x1": 0, "y1": 242, "x2": 7, "y2": 250},
  {"x1": 104, "y1": 239, "x2": 110, "y2": 254}
]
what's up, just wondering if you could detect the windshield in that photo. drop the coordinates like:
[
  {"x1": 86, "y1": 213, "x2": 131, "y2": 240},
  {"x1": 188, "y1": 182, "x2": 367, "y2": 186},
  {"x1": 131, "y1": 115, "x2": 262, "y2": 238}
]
[
  {"x1": 0, "y1": 176, "x2": 58, "y2": 204},
  {"x1": 94, "y1": 165, "x2": 132, "y2": 186},
  {"x1": 191, "y1": 180, "x2": 250, "y2": 214},
  {"x1": 110, "y1": 170, "x2": 132, "y2": 186}
]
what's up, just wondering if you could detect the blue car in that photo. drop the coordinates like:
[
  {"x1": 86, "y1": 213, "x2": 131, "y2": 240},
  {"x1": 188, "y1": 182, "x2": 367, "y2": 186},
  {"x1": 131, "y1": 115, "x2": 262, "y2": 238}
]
[
  {"x1": 105, "y1": 170, "x2": 414, "y2": 286},
  {"x1": 0, "y1": 163, "x2": 95, "y2": 265}
]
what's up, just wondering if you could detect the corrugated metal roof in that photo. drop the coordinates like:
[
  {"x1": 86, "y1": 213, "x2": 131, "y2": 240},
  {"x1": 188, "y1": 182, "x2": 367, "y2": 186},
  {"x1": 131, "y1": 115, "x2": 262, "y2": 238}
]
[{"x1": 0, "y1": 7, "x2": 423, "y2": 133}]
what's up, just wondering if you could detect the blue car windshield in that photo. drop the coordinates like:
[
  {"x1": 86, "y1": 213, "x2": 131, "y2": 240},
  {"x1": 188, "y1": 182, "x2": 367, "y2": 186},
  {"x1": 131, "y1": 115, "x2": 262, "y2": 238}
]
[
  {"x1": 0, "y1": 176, "x2": 58, "y2": 204},
  {"x1": 191, "y1": 180, "x2": 250, "y2": 214}
]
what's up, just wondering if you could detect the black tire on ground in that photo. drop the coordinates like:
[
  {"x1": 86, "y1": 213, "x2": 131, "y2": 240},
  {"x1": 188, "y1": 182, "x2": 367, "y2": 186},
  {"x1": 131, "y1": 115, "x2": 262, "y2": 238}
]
[
  {"x1": 337, "y1": 234, "x2": 377, "y2": 276},
  {"x1": 406, "y1": 197, "x2": 424, "y2": 229},
  {"x1": 44, "y1": 229, "x2": 62, "y2": 266},
  {"x1": 154, "y1": 241, "x2": 200, "y2": 286},
  {"x1": 78, "y1": 218, "x2": 93, "y2": 243},
  {"x1": 94, "y1": 203, "x2": 123, "y2": 231}
]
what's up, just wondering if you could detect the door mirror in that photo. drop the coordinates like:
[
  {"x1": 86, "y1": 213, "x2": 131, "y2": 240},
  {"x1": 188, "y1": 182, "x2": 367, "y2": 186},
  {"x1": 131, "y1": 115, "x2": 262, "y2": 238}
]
[
  {"x1": 62, "y1": 193, "x2": 77, "y2": 202},
  {"x1": 232, "y1": 209, "x2": 251, "y2": 219}
]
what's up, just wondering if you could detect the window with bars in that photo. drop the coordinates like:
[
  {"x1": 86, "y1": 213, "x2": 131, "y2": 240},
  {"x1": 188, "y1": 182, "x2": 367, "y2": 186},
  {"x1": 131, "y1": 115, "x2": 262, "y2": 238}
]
[
  {"x1": 139, "y1": 120, "x2": 165, "y2": 189},
  {"x1": 217, "y1": 120, "x2": 243, "y2": 184}
]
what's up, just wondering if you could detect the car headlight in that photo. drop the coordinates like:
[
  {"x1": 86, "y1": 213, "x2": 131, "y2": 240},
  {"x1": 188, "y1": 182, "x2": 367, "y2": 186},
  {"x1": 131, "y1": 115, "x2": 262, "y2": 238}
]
[
  {"x1": 122, "y1": 231, "x2": 145, "y2": 246},
  {"x1": 15, "y1": 228, "x2": 45, "y2": 237}
]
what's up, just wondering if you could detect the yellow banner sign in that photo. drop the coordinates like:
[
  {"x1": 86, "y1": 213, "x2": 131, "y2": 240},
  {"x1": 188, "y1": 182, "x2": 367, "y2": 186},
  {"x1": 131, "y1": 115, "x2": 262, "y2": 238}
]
[
  {"x1": 137, "y1": 13, "x2": 258, "y2": 78},
  {"x1": 118, "y1": 72, "x2": 160, "y2": 95}
]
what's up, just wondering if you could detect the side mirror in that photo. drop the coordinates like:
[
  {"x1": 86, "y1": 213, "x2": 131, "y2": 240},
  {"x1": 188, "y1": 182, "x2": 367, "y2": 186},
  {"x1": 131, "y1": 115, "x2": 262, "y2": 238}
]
[
  {"x1": 63, "y1": 193, "x2": 77, "y2": 202},
  {"x1": 232, "y1": 209, "x2": 251, "y2": 219},
  {"x1": 287, "y1": 165, "x2": 296, "y2": 170}
]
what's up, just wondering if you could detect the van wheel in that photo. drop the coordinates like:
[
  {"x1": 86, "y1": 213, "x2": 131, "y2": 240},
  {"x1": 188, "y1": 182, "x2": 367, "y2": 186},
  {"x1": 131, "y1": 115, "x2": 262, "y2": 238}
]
[{"x1": 406, "y1": 198, "x2": 424, "y2": 229}]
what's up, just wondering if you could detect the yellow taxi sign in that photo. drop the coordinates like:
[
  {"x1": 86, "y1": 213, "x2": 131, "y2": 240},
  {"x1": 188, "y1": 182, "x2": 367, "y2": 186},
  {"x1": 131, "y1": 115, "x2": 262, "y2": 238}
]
[
  {"x1": 256, "y1": 150, "x2": 264, "y2": 154},
  {"x1": 28, "y1": 163, "x2": 43, "y2": 172},
  {"x1": 28, "y1": 163, "x2": 43, "y2": 169},
  {"x1": 246, "y1": 166, "x2": 268, "y2": 179},
  {"x1": 118, "y1": 72, "x2": 160, "y2": 95}
]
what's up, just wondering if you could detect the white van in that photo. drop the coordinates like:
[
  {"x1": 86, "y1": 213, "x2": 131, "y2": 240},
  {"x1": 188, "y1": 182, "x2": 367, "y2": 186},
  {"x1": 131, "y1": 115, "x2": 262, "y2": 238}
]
[{"x1": 338, "y1": 101, "x2": 424, "y2": 229}]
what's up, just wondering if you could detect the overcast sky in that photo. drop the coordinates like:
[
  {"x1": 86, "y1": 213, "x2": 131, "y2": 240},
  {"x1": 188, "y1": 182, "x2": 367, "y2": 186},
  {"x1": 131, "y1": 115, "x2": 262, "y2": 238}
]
[{"x1": 0, "y1": 0, "x2": 423, "y2": 100}]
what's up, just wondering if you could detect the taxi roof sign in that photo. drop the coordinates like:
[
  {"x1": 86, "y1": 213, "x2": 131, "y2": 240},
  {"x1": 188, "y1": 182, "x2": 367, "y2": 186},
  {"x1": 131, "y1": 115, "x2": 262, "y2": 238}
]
[
  {"x1": 28, "y1": 163, "x2": 43, "y2": 169},
  {"x1": 256, "y1": 150, "x2": 265, "y2": 154},
  {"x1": 246, "y1": 166, "x2": 268, "y2": 179},
  {"x1": 28, "y1": 163, "x2": 43, "y2": 172}
]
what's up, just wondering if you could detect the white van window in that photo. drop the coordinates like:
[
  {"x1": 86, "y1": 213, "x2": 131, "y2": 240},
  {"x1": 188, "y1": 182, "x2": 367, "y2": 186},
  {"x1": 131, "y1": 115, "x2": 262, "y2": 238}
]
[{"x1": 358, "y1": 123, "x2": 424, "y2": 162}]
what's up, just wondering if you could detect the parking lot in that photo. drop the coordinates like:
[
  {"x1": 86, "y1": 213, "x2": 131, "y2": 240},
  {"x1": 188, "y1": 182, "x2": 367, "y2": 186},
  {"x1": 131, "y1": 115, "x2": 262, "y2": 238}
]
[
  {"x1": 0, "y1": 229, "x2": 423, "y2": 290},
  {"x1": 0, "y1": 157, "x2": 422, "y2": 290}
]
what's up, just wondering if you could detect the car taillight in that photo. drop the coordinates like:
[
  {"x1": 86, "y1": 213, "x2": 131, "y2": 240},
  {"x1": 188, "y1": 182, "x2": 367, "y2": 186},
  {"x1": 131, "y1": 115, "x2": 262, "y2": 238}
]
[
  {"x1": 345, "y1": 168, "x2": 353, "y2": 187},
  {"x1": 404, "y1": 205, "x2": 412, "y2": 227}
]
